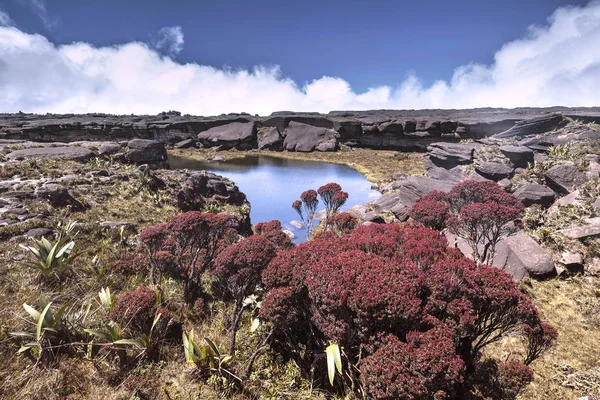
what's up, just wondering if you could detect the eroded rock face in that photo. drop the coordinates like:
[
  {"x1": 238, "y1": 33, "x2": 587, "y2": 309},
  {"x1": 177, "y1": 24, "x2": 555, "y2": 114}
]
[
  {"x1": 126, "y1": 139, "x2": 168, "y2": 164},
  {"x1": 544, "y1": 162, "x2": 588, "y2": 194},
  {"x1": 494, "y1": 114, "x2": 564, "y2": 139},
  {"x1": 499, "y1": 145, "x2": 534, "y2": 168},
  {"x1": 282, "y1": 121, "x2": 339, "y2": 152},
  {"x1": 492, "y1": 231, "x2": 556, "y2": 280},
  {"x1": 257, "y1": 127, "x2": 283, "y2": 150},
  {"x1": 474, "y1": 162, "x2": 514, "y2": 181},
  {"x1": 197, "y1": 122, "x2": 257, "y2": 150},
  {"x1": 175, "y1": 172, "x2": 247, "y2": 211},
  {"x1": 427, "y1": 143, "x2": 477, "y2": 168},
  {"x1": 5, "y1": 146, "x2": 94, "y2": 161},
  {"x1": 34, "y1": 184, "x2": 86, "y2": 210},
  {"x1": 514, "y1": 183, "x2": 556, "y2": 208}
]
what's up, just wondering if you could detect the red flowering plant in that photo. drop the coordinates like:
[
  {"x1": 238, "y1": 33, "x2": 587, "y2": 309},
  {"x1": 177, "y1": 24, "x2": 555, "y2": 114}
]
[
  {"x1": 409, "y1": 180, "x2": 524, "y2": 265},
  {"x1": 292, "y1": 183, "x2": 350, "y2": 238},
  {"x1": 254, "y1": 220, "x2": 293, "y2": 250},
  {"x1": 259, "y1": 223, "x2": 556, "y2": 397},
  {"x1": 137, "y1": 211, "x2": 236, "y2": 303},
  {"x1": 292, "y1": 190, "x2": 319, "y2": 237}
]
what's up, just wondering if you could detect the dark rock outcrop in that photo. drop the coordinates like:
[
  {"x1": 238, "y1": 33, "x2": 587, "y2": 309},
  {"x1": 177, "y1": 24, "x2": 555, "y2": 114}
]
[
  {"x1": 499, "y1": 145, "x2": 534, "y2": 168},
  {"x1": 197, "y1": 122, "x2": 257, "y2": 150},
  {"x1": 474, "y1": 162, "x2": 513, "y2": 181},
  {"x1": 257, "y1": 127, "x2": 283, "y2": 150},
  {"x1": 34, "y1": 184, "x2": 86, "y2": 210},
  {"x1": 282, "y1": 121, "x2": 339, "y2": 152},
  {"x1": 492, "y1": 231, "x2": 556, "y2": 280},
  {"x1": 514, "y1": 183, "x2": 556, "y2": 208},
  {"x1": 5, "y1": 146, "x2": 94, "y2": 161},
  {"x1": 494, "y1": 114, "x2": 563, "y2": 138},
  {"x1": 126, "y1": 139, "x2": 168, "y2": 164},
  {"x1": 544, "y1": 162, "x2": 588, "y2": 194},
  {"x1": 428, "y1": 142, "x2": 477, "y2": 168}
]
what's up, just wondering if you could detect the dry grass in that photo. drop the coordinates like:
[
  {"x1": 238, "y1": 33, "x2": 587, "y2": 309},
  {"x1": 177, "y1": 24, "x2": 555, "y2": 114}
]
[{"x1": 169, "y1": 148, "x2": 426, "y2": 186}]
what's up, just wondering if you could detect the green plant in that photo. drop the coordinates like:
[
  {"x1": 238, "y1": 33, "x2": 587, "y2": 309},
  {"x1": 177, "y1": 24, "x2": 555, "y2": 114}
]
[
  {"x1": 112, "y1": 313, "x2": 162, "y2": 359},
  {"x1": 98, "y1": 287, "x2": 116, "y2": 312},
  {"x1": 325, "y1": 343, "x2": 343, "y2": 386},
  {"x1": 182, "y1": 330, "x2": 239, "y2": 381},
  {"x1": 20, "y1": 233, "x2": 79, "y2": 278}
]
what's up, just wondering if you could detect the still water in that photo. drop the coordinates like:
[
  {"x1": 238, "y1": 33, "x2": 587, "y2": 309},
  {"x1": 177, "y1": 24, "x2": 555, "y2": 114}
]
[{"x1": 169, "y1": 154, "x2": 381, "y2": 242}]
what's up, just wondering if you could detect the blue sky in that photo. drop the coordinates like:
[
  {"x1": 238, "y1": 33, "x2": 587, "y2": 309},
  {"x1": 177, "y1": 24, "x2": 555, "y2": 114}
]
[{"x1": 0, "y1": 0, "x2": 599, "y2": 114}]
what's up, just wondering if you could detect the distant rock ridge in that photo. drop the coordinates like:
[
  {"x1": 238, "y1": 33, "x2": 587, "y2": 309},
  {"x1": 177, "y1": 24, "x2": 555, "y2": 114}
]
[{"x1": 1, "y1": 107, "x2": 599, "y2": 152}]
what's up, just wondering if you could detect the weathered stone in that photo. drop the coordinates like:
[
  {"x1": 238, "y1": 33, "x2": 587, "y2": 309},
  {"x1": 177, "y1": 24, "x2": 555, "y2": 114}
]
[
  {"x1": 282, "y1": 121, "x2": 339, "y2": 152},
  {"x1": 24, "y1": 228, "x2": 54, "y2": 238},
  {"x1": 544, "y1": 162, "x2": 588, "y2": 194},
  {"x1": 197, "y1": 122, "x2": 257, "y2": 149},
  {"x1": 348, "y1": 205, "x2": 385, "y2": 223},
  {"x1": 555, "y1": 224, "x2": 600, "y2": 240},
  {"x1": 558, "y1": 252, "x2": 584, "y2": 274},
  {"x1": 474, "y1": 162, "x2": 514, "y2": 181},
  {"x1": 427, "y1": 142, "x2": 477, "y2": 168},
  {"x1": 370, "y1": 193, "x2": 410, "y2": 221},
  {"x1": 495, "y1": 114, "x2": 563, "y2": 138},
  {"x1": 34, "y1": 184, "x2": 85, "y2": 210},
  {"x1": 99, "y1": 221, "x2": 136, "y2": 231},
  {"x1": 5, "y1": 146, "x2": 94, "y2": 161},
  {"x1": 126, "y1": 139, "x2": 168, "y2": 164},
  {"x1": 257, "y1": 127, "x2": 282, "y2": 150},
  {"x1": 263, "y1": 114, "x2": 333, "y2": 131},
  {"x1": 492, "y1": 231, "x2": 556, "y2": 280},
  {"x1": 499, "y1": 145, "x2": 534, "y2": 168},
  {"x1": 315, "y1": 139, "x2": 337, "y2": 152},
  {"x1": 514, "y1": 183, "x2": 556, "y2": 208},
  {"x1": 498, "y1": 178, "x2": 512, "y2": 192},
  {"x1": 176, "y1": 172, "x2": 246, "y2": 211},
  {"x1": 173, "y1": 139, "x2": 196, "y2": 149}
]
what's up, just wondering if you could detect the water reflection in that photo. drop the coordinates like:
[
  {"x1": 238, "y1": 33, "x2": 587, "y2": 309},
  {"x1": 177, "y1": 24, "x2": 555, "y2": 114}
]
[{"x1": 169, "y1": 154, "x2": 381, "y2": 242}]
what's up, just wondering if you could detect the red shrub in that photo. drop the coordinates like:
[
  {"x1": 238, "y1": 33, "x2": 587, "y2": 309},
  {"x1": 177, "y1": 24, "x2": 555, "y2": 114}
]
[
  {"x1": 110, "y1": 287, "x2": 157, "y2": 332},
  {"x1": 260, "y1": 223, "x2": 554, "y2": 397},
  {"x1": 472, "y1": 358, "x2": 534, "y2": 400},
  {"x1": 361, "y1": 329, "x2": 464, "y2": 400},
  {"x1": 409, "y1": 199, "x2": 449, "y2": 230},
  {"x1": 522, "y1": 320, "x2": 558, "y2": 365},
  {"x1": 213, "y1": 235, "x2": 278, "y2": 353},
  {"x1": 293, "y1": 190, "x2": 320, "y2": 236},
  {"x1": 328, "y1": 212, "x2": 358, "y2": 235},
  {"x1": 448, "y1": 180, "x2": 522, "y2": 212},
  {"x1": 254, "y1": 220, "x2": 293, "y2": 250}
]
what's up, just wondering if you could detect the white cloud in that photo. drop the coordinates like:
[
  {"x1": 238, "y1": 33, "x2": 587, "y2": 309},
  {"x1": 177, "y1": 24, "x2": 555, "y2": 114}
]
[
  {"x1": 0, "y1": 1, "x2": 600, "y2": 115},
  {"x1": 153, "y1": 26, "x2": 184, "y2": 56}
]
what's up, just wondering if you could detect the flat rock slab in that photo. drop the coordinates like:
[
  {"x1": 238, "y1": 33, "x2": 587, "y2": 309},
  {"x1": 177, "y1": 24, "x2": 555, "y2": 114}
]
[
  {"x1": 544, "y1": 162, "x2": 588, "y2": 194},
  {"x1": 5, "y1": 146, "x2": 94, "y2": 161},
  {"x1": 555, "y1": 224, "x2": 600, "y2": 240},
  {"x1": 514, "y1": 183, "x2": 556, "y2": 208},
  {"x1": 282, "y1": 121, "x2": 339, "y2": 152},
  {"x1": 197, "y1": 122, "x2": 257, "y2": 149},
  {"x1": 427, "y1": 142, "x2": 478, "y2": 168},
  {"x1": 499, "y1": 145, "x2": 534, "y2": 168},
  {"x1": 474, "y1": 162, "x2": 514, "y2": 181}
]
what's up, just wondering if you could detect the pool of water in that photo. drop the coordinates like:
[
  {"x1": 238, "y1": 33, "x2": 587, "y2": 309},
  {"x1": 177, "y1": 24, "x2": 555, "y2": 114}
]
[{"x1": 168, "y1": 154, "x2": 381, "y2": 242}]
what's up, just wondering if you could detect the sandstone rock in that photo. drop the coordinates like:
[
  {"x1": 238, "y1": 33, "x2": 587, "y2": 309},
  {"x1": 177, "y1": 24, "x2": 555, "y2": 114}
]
[
  {"x1": 263, "y1": 114, "x2": 333, "y2": 131},
  {"x1": 176, "y1": 172, "x2": 246, "y2": 211},
  {"x1": 5, "y1": 146, "x2": 94, "y2": 161},
  {"x1": 544, "y1": 162, "x2": 588, "y2": 194},
  {"x1": 34, "y1": 184, "x2": 85, "y2": 210},
  {"x1": 495, "y1": 114, "x2": 563, "y2": 138},
  {"x1": 427, "y1": 142, "x2": 477, "y2": 168},
  {"x1": 24, "y1": 228, "x2": 54, "y2": 239},
  {"x1": 126, "y1": 139, "x2": 168, "y2": 164},
  {"x1": 514, "y1": 183, "x2": 556, "y2": 208},
  {"x1": 594, "y1": 197, "x2": 600, "y2": 215},
  {"x1": 555, "y1": 224, "x2": 600, "y2": 240},
  {"x1": 474, "y1": 162, "x2": 514, "y2": 181},
  {"x1": 348, "y1": 205, "x2": 385, "y2": 223},
  {"x1": 492, "y1": 231, "x2": 556, "y2": 280},
  {"x1": 98, "y1": 143, "x2": 122, "y2": 155},
  {"x1": 257, "y1": 127, "x2": 282, "y2": 150},
  {"x1": 282, "y1": 121, "x2": 339, "y2": 152},
  {"x1": 197, "y1": 122, "x2": 257, "y2": 149},
  {"x1": 424, "y1": 157, "x2": 465, "y2": 183},
  {"x1": 498, "y1": 179, "x2": 512, "y2": 192},
  {"x1": 315, "y1": 139, "x2": 337, "y2": 152},
  {"x1": 173, "y1": 139, "x2": 196, "y2": 149},
  {"x1": 558, "y1": 251, "x2": 584, "y2": 274},
  {"x1": 499, "y1": 145, "x2": 534, "y2": 168},
  {"x1": 99, "y1": 221, "x2": 136, "y2": 231},
  {"x1": 370, "y1": 193, "x2": 411, "y2": 221}
]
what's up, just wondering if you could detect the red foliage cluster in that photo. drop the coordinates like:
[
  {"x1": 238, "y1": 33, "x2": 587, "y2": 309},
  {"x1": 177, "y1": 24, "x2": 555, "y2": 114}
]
[
  {"x1": 473, "y1": 358, "x2": 534, "y2": 399},
  {"x1": 260, "y1": 223, "x2": 555, "y2": 397},
  {"x1": 293, "y1": 183, "x2": 350, "y2": 236},
  {"x1": 254, "y1": 220, "x2": 293, "y2": 250},
  {"x1": 409, "y1": 180, "x2": 524, "y2": 265},
  {"x1": 328, "y1": 212, "x2": 358, "y2": 235},
  {"x1": 110, "y1": 286, "x2": 157, "y2": 332},
  {"x1": 137, "y1": 211, "x2": 236, "y2": 303}
]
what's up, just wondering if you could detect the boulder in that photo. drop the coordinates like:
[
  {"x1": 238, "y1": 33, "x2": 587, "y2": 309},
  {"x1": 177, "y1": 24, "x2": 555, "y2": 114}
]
[
  {"x1": 98, "y1": 143, "x2": 122, "y2": 155},
  {"x1": 263, "y1": 114, "x2": 334, "y2": 131},
  {"x1": 424, "y1": 158, "x2": 465, "y2": 183},
  {"x1": 494, "y1": 114, "x2": 563, "y2": 138},
  {"x1": 370, "y1": 193, "x2": 411, "y2": 221},
  {"x1": 555, "y1": 223, "x2": 600, "y2": 240},
  {"x1": 492, "y1": 231, "x2": 556, "y2": 280},
  {"x1": 24, "y1": 228, "x2": 54, "y2": 239},
  {"x1": 558, "y1": 251, "x2": 584, "y2": 274},
  {"x1": 5, "y1": 146, "x2": 94, "y2": 161},
  {"x1": 315, "y1": 139, "x2": 337, "y2": 152},
  {"x1": 126, "y1": 139, "x2": 168, "y2": 164},
  {"x1": 474, "y1": 162, "x2": 514, "y2": 181},
  {"x1": 282, "y1": 121, "x2": 339, "y2": 152},
  {"x1": 427, "y1": 142, "x2": 477, "y2": 168},
  {"x1": 514, "y1": 183, "x2": 556, "y2": 208},
  {"x1": 173, "y1": 139, "x2": 196, "y2": 149},
  {"x1": 34, "y1": 184, "x2": 85, "y2": 210},
  {"x1": 544, "y1": 162, "x2": 587, "y2": 194},
  {"x1": 197, "y1": 122, "x2": 257, "y2": 149},
  {"x1": 257, "y1": 127, "x2": 283, "y2": 150},
  {"x1": 176, "y1": 172, "x2": 247, "y2": 211},
  {"x1": 378, "y1": 120, "x2": 404, "y2": 134},
  {"x1": 499, "y1": 145, "x2": 534, "y2": 168},
  {"x1": 348, "y1": 205, "x2": 385, "y2": 223}
]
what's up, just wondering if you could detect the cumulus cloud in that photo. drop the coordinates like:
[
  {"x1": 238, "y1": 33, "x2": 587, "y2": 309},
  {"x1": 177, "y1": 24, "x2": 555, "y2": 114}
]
[
  {"x1": 153, "y1": 26, "x2": 184, "y2": 56},
  {"x1": 0, "y1": 9, "x2": 13, "y2": 26},
  {"x1": 0, "y1": 1, "x2": 600, "y2": 115}
]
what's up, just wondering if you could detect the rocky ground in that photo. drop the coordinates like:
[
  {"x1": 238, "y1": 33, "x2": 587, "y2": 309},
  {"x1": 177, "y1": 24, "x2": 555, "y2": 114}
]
[{"x1": 0, "y1": 109, "x2": 600, "y2": 399}]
